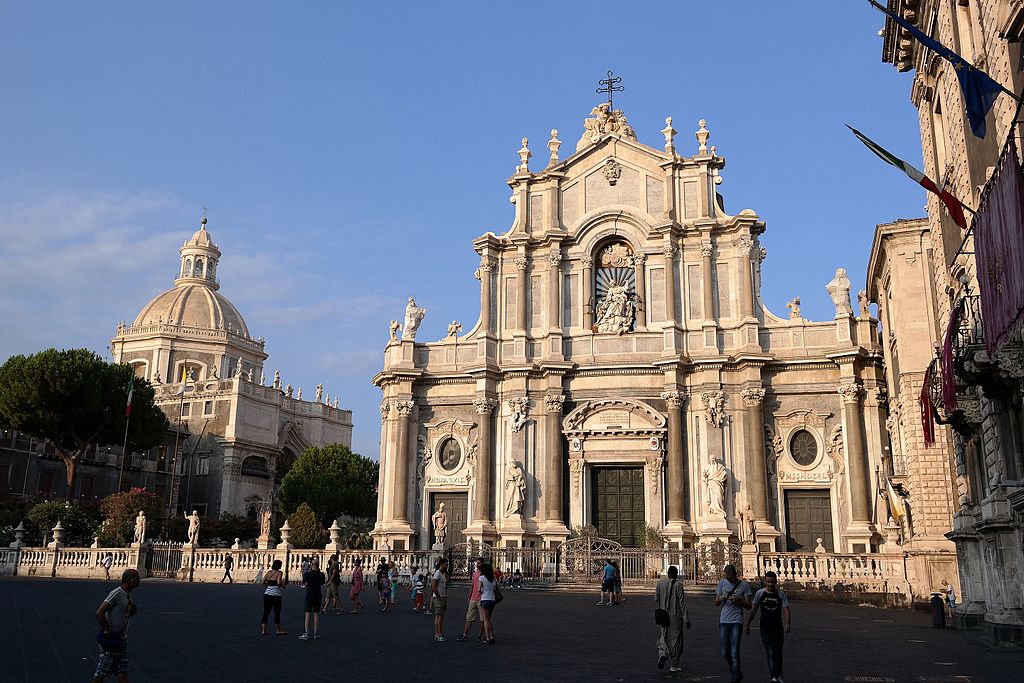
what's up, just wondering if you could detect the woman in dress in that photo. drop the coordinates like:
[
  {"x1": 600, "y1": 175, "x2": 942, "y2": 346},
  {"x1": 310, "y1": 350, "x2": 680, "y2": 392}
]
[
  {"x1": 350, "y1": 558, "x2": 364, "y2": 613},
  {"x1": 478, "y1": 562, "x2": 499, "y2": 645},
  {"x1": 259, "y1": 559, "x2": 288, "y2": 635}
]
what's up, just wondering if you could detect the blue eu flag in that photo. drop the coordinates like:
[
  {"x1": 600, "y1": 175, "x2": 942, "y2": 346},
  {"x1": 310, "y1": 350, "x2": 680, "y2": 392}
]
[{"x1": 873, "y1": 0, "x2": 1006, "y2": 138}]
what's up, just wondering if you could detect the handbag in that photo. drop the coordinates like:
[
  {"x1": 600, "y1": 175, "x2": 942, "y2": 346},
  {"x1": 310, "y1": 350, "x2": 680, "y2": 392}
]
[
  {"x1": 96, "y1": 627, "x2": 125, "y2": 651},
  {"x1": 654, "y1": 578, "x2": 675, "y2": 626},
  {"x1": 494, "y1": 583, "x2": 504, "y2": 605}
]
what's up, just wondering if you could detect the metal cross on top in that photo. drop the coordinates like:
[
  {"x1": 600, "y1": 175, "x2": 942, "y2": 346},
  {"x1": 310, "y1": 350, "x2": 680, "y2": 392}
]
[{"x1": 596, "y1": 70, "x2": 624, "y2": 108}]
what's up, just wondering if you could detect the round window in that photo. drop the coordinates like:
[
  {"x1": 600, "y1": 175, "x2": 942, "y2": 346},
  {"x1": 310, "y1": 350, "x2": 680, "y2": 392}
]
[
  {"x1": 789, "y1": 430, "x2": 818, "y2": 467},
  {"x1": 438, "y1": 438, "x2": 462, "y2": 471}
]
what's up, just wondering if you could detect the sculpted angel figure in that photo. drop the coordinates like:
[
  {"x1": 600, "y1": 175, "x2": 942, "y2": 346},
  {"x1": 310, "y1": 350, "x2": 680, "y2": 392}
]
[
  {"x1": 825, "y1": 268, "x2": 853, "y2": 317},
  {"x1": 447, "y1": 320, "x2": 462, "y2": 338},
  {"x1": 703, "y1": 457, "x2": 728, "y2": 515},
  {"x1": 595, "y1": 284, "x2": 635, "y2": 334},
  {"x1": 403, "y1": 297, "x2": 427, "y2": 340},
  {"x1": 389, "y1": 320, "x2": 401, "y2": 341},
  {"x1": 504, "y1": 460, "x2": 527, "y2": 517}
]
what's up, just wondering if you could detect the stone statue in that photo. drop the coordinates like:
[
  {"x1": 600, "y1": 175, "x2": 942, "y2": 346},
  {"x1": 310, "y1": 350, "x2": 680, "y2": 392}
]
[
  {"x1": 389, "y1": 320, "x2": 401, "y2": 341},
  {"x1": 825, "y1": 268, "x2": 853, "y2": 317},
  {"x1": 296, "y1": 387, "x2": 303, "y2": 400},
  {"x1": 185, "y1": 510, "x2": 200, "y2": 545},
  {"x1": 133, "y1": 511, "x2": 146, "y2": 545},
  {"x1": 273, "y1": 370, "x2": 281, "y2": 390},
  {"x1": 284, "y1": 383, "x2": 293, "y2": 398},
  {"x1": 858, "y1": 290, "x2": 871, "y2": 318},
  {"x1": 739, "y1": 502, "x2": 755, "y2": 543},
  {"x1": 577, "y1": 103, "x2": 637, "y2": 150},
  {"x1": 432, "y1": 503, "x2": 448, "y2": 547},
  {"x1": 259, "y1": 505, "x2": 272, "y2": 540},
  {"x1": 447, "y1": 320, "x2": 462, "y2": 338},
  {"x1": 403, "y1": 297, "x2": 426, "y2": 340},
  {"x1": 232, "y1": 361, "x2": 243, "y2": 379},
  {"x1": 332, "y1": 397, "x2": 339, "y2": 408},
  {"x1": 595, "y1": 283, "x2": 635, "y2": 335},
  {"x1": 259, "y1": 369, "x2": 266, "y2": 385},
  {"x1": 785, "y1": 297, "x2": 802, "y2": 320},
  {"x1": 702, "y1": 391, "x2": 726, "y2": 428},
  {"x1": 508, "y1": 397, "x2": 529, "y2": 433},
  {"x1": 703, "y1": 457, "x2": 728, "y2": 515},
  {"x1": 504, "y1": 460, "x2": 527, "y2": 517},
  {"x1": 247, "y1": 367, "x2": 254, "y2": 382},
  {"x1": 315, "y1": 384, "x2": 323, "y2": 402}
]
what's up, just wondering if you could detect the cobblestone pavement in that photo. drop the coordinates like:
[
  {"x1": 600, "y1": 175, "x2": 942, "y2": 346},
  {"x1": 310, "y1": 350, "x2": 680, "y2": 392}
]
[{"x1": 1, "y1": 577, "x2": 1020, "y2": 682}]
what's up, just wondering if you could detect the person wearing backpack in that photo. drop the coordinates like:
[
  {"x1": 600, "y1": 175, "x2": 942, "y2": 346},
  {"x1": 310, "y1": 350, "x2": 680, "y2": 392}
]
[
  {"x1": 654, "y1": 565, "x2": 690, "y2": 672},
  {"x1": 93, "y1": 569, "x2": 141, "y2": 682},
  {"x1": 715, "y1": 564, "x2": 752, "y2": 683}
]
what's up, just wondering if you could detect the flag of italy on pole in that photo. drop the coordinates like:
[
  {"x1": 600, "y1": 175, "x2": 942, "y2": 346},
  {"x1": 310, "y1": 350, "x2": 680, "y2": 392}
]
[{"x1": 847, "y1": 125, "x2": 968, "y2": 230}]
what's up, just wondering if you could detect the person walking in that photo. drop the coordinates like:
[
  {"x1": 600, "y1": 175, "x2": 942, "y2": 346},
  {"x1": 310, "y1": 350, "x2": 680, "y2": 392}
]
[
  {"x1": 388, "y1": 561, "x2": 399, "y2": 606},
  {"x1": 655, "y1": 565, "x2": 690, "y2": 673},
  {"x1": 102, "y1": 552, "x2": 114, "y2": 581},
  {"x1": 715, "y1": 564, "x2": 752, "y2": 683},
  {"x1": 612, "y1": 560, "x2": 624, "y2": 603},
  {"x1": 92, "y1": 568, "x2": 141, "y2": 682},
  {"x1": 260, "y1": 559, "x2": 288, "y2": 636},
  {"x1": 350, "y1": 558, "x2": 365, "y2": 614},
  {"x1": 375, "y1": 558, "x2": 389, "y2": 605},
  {"x1": 412, "y1": 574, "x2": 426, "y2": 612},
  {"x1": 323, "y1": 554, "x2": 343, "y2": 614},
  {"x1": 431, "y1": 557, "x2": 449, "y2": 641},
  {"x1": 221, "y1": 553, "x2": 234, "y2": 583},
  {"x1": 941, "y1": 579, "x2": 957, "y2": 619},
  {"x1": 744, "y1": 570, "x2": 790, "y2": 683},
  {"x1": 458, "y1": 557, "x2": 485, "y2": 642},
  {"x1": 478, "y1": 562, "x2": 500, "y2": 645},
  {"x1": 598, "y1": 559, "x2": 617, "y2": 605},
  {"x1": 300, "y1": 558, "x2": 326, "y2": 641}
]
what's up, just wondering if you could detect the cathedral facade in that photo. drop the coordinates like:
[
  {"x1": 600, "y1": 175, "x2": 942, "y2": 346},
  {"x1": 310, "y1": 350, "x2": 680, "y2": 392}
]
[
  {"x1": 112, "y1": 219, "x2": 353, "y2": 518},
  {"x1": 374, "y1": 105, "x2": 891, "y2": 553}
]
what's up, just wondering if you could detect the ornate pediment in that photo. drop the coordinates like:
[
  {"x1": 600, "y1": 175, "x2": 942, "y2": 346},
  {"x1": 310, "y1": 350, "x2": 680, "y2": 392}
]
[
  {"x1": 563, "y1": 398, "x2": 666, "y2": 435},
  {"x1": 422, "y1": 418, "x2": 476, "y2": 447},
  {"x1": 773, "y1": 409, "x2": 832, "y2": 432}
]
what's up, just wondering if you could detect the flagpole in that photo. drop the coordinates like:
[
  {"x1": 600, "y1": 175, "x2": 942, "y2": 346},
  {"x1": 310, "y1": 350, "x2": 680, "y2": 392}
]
[{"x1": 117, "y1": 413, "x2": 131, "y2": 492}]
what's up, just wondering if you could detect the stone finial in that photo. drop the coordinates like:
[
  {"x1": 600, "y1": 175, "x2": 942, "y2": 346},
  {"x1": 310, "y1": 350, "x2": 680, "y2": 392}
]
[
  {"x1": 547, "y1": 129, "x2": 561, "y2": 166},
  {"x1": 279, "y1": 520, "x2": 291, "y2": 549},
  {"x1": 329, "y1": 519, "x2": 343, "y2": 547},
  {"x1": 696, "y1": 118, "x2": 710, "y2": 154},
  {"x1": 661, "y1": 116, "x2": 676, "y2": 152},
  {"x1": 517, "y1": 137, "x2": 532, "y2": 173},
  {"x1": 10, "y1": 521, "x2": 26, "y2": 548},
  {"x1": 814, "y1": 538, "x2": 827, "y2": 553}
]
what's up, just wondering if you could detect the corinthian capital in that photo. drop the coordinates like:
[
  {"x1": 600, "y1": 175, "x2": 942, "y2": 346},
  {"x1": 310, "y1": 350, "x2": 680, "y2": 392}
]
[
  {"x1": 660, "y1": 390, "x2": 687, "y2": 409},
  {"x1": 662, "y1": 243, "x2": 676, "y2": 259},
  {"x1": 700, "y1": 243, "x2": 714, "y2": 258},
  {"x1": 379, "y1": 401, "x2": 391, "y2": 422},
  {"x1": 515, "y1": 256, "x2": 529, "y2": 271},
  {"x1": 479, "y1": 257, "x2": 495, "y2": 272},
  {"x1": 473, "y1": 397, "x2": 497, "y2": 414},
  {"x1": 741, "y1": 387, "x2": 766, "y2": 407},
  {"x1": 837, "y1": 382, "x2": 864, "y2": 404},
  {"x1": 548, "y1": 252, "x2": 563, "y2": 268},
  {"x1": 581, "y1": 255, "x2": 594, "y2": 268},
  {"x1": 394, "y1": 400, "x2": 415, "y2": 417},
  {"x1": 632, "y1": 253, "x2": 647, "y2": 267},
  {"x1": 544, "y1": 394, "x2": 565, "y2": 413}
]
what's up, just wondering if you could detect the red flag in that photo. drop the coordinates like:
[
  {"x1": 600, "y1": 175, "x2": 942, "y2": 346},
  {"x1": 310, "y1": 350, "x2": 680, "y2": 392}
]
[{"x1": 920, "y1": 362, "x2": 936, "y2": 447}]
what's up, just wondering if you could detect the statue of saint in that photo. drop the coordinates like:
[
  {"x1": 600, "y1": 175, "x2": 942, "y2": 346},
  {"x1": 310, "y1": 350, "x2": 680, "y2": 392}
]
[
  {"x1": 504, "y1": 460, "x2": 527, "y2": 517},
  {"x1": 233, "y1": 361, "x2": 244, "y2": 379},
  {"x1": 259, "y1": 369, "x2": 266, "y2": 385},
  {"x1": 259, "y1": 505, "x2": 272, "y2": 540},
  {"x1": 315, "y1": 384, "x2": 324, "y2": 403},
  {"x1": 273, "y1": 370, "x2": 281, "y2": 390},
  {"x1": 858, "y1": 290, "x2": 871, "y2": 318},
  {"x1": 389, "y1": 320, "x2": 401, "y2": 341},
  {"x1": 285, "y1": 383, "x2": 293, "y2": 398},
  {"x1": 825, "y1": 268, "x2": 853, "y2": 317},
  {"x1": 595, "y1": 283, "x2": 635, "y2": 335},
  {"x1": 703, "y1": 457, "x2": 728, "y2": 515},
  {"x1": 431, "y1": 503, "x2": 448, "y2": 547},
  {"x1": 403, "y1": 297, "x2": 427, "y2": 340},
  {"x1": 133, "y1": 511, "x2": 147, "y2": 545},
  {"x1": 185, "y1": 510, "x2": 201, "y2": 545}
]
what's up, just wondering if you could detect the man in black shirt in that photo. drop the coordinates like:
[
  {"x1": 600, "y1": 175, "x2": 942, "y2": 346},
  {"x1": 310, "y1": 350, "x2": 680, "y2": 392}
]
[
  {"x1": 744, "y1": 570, "x2": 791, "y2": 683},
  {"x1": 300, "y1": 558, "x2": 326, "y2": 641}
]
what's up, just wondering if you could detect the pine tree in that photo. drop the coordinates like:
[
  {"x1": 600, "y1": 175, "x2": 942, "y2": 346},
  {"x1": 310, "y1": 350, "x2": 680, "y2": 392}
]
[{"x1": 287, "y1": 503, "x2": 324, "y2": 549}]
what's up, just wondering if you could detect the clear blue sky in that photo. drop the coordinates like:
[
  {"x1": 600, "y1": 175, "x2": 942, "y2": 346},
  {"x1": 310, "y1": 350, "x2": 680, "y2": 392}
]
[{"x1": 0, "y1": 1, "x2": 923, "y2": 458}]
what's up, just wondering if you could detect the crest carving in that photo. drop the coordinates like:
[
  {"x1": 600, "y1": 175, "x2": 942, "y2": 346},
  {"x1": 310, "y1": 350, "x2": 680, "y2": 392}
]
[{"x1": 577, "y1": 103, "x2": 637, "y2": 150}]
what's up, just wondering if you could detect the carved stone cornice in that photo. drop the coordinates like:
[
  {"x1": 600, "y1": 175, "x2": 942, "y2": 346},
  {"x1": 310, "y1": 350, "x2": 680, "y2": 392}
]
[
  {"x1": 394, "y1": 400, "x2": 415, "y2": 418},
  {"x1": 544, "y1": 394, "x2": 566, "y2": 413},
  {"x1": 741, "y1": 387, "x2": 766, "y2": 407},
  {"x1": 548, "y1": 252, "x2": 563, "y2": 268},
  {"x1": 700, "y1": 243, "x2": 713, "y2": 258},
  {"x1": 515, "y1": 256, "x2": 529, "y2": 271},
  {"x1": 473, "y1": 397, "x2": 497, "y2": 415},
  {"x1": 837, "y1": 382, "x2": 864, "y2": 405},
  {"x1": 660, "y1": 390, "x2": 686, "y2": 409}
]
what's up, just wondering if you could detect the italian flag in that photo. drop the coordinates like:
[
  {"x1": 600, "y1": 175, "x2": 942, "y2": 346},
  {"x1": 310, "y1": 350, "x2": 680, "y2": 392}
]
[
  {"x1": 847, "y1": 125, "x2": 968, "y2": 230},
  {"x1": 125, "y1": 379, "x2": 134, "y2": 418}
]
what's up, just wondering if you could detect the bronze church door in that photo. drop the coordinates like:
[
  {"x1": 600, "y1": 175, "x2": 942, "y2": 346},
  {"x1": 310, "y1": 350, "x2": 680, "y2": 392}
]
[
  {"x1": 431, "y1": 492, "x2": 468, "y2": 547},
  {"x1": 784, "y1": 489, "x2": 834, "y2": 552},
  {"x1": 591, "y1": 467, "x2": 644, "y2": 547}
]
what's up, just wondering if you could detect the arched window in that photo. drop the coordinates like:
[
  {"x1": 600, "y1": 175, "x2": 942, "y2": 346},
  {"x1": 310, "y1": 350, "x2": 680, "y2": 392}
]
[
  {"x1": 207, "y1": 260, "x2": 216, "y2": 280},
  {"x1": 183, "y1": 258, "x2": 192, "y2": 278},
  {"x1": 241, "y1": 456, "x2": 270, "y2": 479},
  {"x1": 593, "y1": 241, "x2": 637, "y2": 334},
  {"x1": 194, "y1": 258, "x2": 204, "y2": 277}
]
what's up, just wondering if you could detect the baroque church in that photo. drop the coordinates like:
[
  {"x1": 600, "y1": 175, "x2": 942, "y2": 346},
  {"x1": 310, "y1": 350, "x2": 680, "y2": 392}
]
[
  {"x1": 111, "y1": 218, "x2": 353, "y2": 518},
  {"x1": 374, "y1": 103, "x2": 894, "y2": 554}
]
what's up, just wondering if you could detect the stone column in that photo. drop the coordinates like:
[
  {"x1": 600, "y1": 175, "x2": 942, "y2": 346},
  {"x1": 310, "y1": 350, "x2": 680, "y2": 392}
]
[
  {"x1": 472, "y1": 397, "x2": 497, "y2": 523},
  {"x1": 839, "y1": 382, "x2": 872, "y2": 524},
  {"x1": 741, "y1": 387, "x2": 768, "y2": 520},
  {"x1": 392, "y1": 400, "x2": 415, "y2": 522},
  {"x1": 662, "y1": 242, "x2": 677, "y2": 325},
  {"x1": 739, "y1": 238, "x2": 755, "y2": 318},
  {"x1": 701, "y1": 243, "x2": 715, "y2": 320},
  {"x1": 633, "y1": 253, "x2": 647, "y2": 329},
  {"x1": 515, "y1": 255, "x2": 529, "y2": 332},
  {"x1": 543, "y1": 394, "x2": 565, "y2": 522},
  {"x1": 661, "y1": 390, "x2": 687, "y2": 523},
  {"x1": 548, "y1": 251, "x2": 562, "y2": 329},
  {"x1": 476, "y1": 257, "x2": 494, "y2": 335},
  {"x1": 582, "y1": 255, "x2": 594, "y2": 330}
]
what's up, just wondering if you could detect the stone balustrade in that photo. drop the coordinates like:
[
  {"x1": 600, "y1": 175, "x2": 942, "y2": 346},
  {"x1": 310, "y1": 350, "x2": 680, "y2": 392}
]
[{"x1": 757, "y1": 551, "x2": 910, "y2": 598}]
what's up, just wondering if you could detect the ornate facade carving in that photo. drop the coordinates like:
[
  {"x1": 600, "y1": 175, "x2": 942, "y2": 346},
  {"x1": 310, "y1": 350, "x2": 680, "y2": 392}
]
[
  {"x1": 660, "y1": 390, "x2": 686, "y2": 409},
  {"x1": 701, "y1": 391, "x2": 726, "y2": 427},
  {"x1": 395, "y1": 400, "x2": 415, "y2": 418},
  {"x1": 570, "y1": 458, "x2": 585, "y2": 496},
  {"x1": 837, "y1": 382, "x2": 864, "y2": 404},
  {"x1": 741, "y1": 387, "x2": 766, "y2": 407},
  {"x1": 548, "y1": 252, "x2": 563, "y2": 268},
  {"x1": 581, "y1": 255, "x2": 594, "y2": 268},
  {"x1": 544, "y1": 394, "x2": 565, "y2": 413},
  {"x1": 515, "y1": 256, "x2": 529, "y2": 271},
  {"x1": 646, "y1": 455, "x2": 664, "y2": 494},
  {"x1": 700, "y1": 243, "x2": 714, "y2": 258},
  {"x1": 508, "y1": 397, "x2": 529, "y2": 432},
  {"x1": 577, "y1": 103, "x2": 637, "y2": 150},
  {"x1": 380, "y1": 400, "x2": 391, "y2": 422},
  {"x1": 603, "y1": 158, "x2": 623, "y2": 186},
  {"x1": 473, "y1": 397, "x2": 497, "y2": 415}
]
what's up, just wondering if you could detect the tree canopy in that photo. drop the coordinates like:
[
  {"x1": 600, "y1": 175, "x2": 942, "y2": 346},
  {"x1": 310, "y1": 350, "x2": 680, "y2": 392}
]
[
  {"x1": 287, "y1": 503, "x2": 324, "y2": 549},
  {"x1": 278, "y1": 444, "x2": 378, "y2": 522},
  {"x1": 97, "y1": 488, "x2": 165, "y2": 546},
  {"x1": 0, "y1": 348, "x2": 168, "y2": 500}
]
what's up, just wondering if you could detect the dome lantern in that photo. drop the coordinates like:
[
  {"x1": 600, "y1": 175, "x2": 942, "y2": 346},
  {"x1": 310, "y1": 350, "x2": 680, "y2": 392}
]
[{"x1": 176, "y1": 214, "x2": 222, "y2": 291}]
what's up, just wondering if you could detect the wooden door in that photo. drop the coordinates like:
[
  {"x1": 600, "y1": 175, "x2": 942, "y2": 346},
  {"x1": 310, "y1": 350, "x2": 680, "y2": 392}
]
[
  {"x1": 431, "y1": 492, "x2": 468, "y2": 547},
  {"x1": 784, "y1": 489, "x2": 834, "y2": 552},
  {"x1": 591, "y1": 468, "x2": 645, "y2": 546}
]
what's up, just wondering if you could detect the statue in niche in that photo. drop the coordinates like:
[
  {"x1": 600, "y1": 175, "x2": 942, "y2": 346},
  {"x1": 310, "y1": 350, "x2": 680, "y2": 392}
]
[
  {"x1": 185, "y1": 510, "x2": 201, "y2": 545},
  {"x1": 389, "y1": 320, "x2": 401, "y2": 341},
  {"x1": 315, "y1": 384, "x2": 323, "y2": 403},
  {"x1": 504, "y1": 460, "x2": 527, "y2": 517},
  {"x1": 403, "y1": 298, "x2": 426, "y2": 340},
  {"x1": 825, "y1": 268, "x2": 853, "y2": 317},
  {"x1": 703, "y1": 457, "x2": 728, "y2": 515},
  {"x1": 432, "y1": 503, "x2": 448, "y2": 547},
  {"x1": 595, "y1": 283, "x2": 635, "y2": 335},
  {"x1": 858, "y1": 290, "x2": 871, "y2": 318},
  {"x1": 133, "y1": 511, "x2": 147, "y2": 545}
]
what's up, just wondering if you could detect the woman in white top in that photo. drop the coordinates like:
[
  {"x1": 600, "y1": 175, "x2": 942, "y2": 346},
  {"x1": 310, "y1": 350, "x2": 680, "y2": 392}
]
[
  {"x1": 260, "y1": 559, "x2": 288, "y2": 635},
  {"x1": 478, "y1": 562, "x2": 499, "y2": 644}
]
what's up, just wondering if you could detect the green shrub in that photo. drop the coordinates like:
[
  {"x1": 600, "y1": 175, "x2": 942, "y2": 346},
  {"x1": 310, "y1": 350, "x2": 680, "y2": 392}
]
[
  {"x1": 98, "y1": 488, "x2": 164, "y2": 546},
  {"x1": 287, "y1": 503, "x2": 324, "y2": 549},
  {"x1": 26, "y1": 500, "x2": 101, "y2": 546}
]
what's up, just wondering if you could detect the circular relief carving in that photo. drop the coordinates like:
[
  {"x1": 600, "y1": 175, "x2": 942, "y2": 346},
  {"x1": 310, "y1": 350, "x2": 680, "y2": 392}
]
[
  {"x1": 438, "y1": 438, "x2": 462, "y2": 471},
  {"x1": 789, "y1": 430, "x2": 818, "y2": 467}
]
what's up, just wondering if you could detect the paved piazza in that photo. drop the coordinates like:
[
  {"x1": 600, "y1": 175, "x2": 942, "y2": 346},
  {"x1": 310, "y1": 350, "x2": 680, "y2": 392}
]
[{"x1": 1, "y1": 578, "x2": 1018, "y2": 682}]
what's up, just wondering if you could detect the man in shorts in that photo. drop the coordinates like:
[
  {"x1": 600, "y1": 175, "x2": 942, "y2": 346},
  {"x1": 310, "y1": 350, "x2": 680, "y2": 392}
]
[
  {"x1": 598, "y1": 559, "x2": 617, "y2": 605},
  {"x1": 323, "y1": 554, "x2": 343, "y2": 613},
  {"x1": 300, "y1": 558, "x2": 326, "y2": 640},
  {"x1": 93, "y1": 569, "x2": 141, "y2": 682},
  {"x1": 432, "y1": 557, "x2": 449, "y2": 641},
  {"x1": 457, "y1": 558, "x2": 485, "y2": 642}
]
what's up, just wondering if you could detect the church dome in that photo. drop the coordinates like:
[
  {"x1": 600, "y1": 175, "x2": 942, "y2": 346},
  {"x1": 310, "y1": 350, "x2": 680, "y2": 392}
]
[{"x1": 133, "y1": 284, "x2": 250, "y2": 336}]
